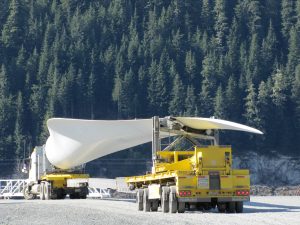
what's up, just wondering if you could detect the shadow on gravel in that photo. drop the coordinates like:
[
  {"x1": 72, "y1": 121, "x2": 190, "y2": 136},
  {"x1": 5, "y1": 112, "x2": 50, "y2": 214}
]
[
  {"x1": 0, "y1": 202, "x2": 29, "y2": 205},
  {"x1": 103, "y1": 198, "x2": 300, "y2": 214},
  {"x1": 176, "y1": 202, "x2": 300, "y2": 214},
  {"x1": 243, "y1": 201, "x2": 300, "y2": 213},
  {"x1": 90, "y1": 198, "x2": 136, "y2": 203}
]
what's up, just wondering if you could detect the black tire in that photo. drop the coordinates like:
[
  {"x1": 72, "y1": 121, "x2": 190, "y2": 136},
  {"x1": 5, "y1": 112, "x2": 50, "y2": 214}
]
[
  {"x1": 23, "y1": 184, "x2": 35, "y2": 200},
  {"x1": 143, "y1": 188, "x2": 150, "y2": 212},
  {"x1": 40, "y1": 183, "x2": 45, "y2": 200},
  {"x1": 161, "y1": 187, "x2": 170, "y2": 213},
  {"x1": 58, "y1": 193, "x2": 66, "y2": 200},
  {"x1": 217, "y1": 203, "x2": 226, "y2": 213},
  {"x1": 151, "y1": 200, "x2": 159, "y2": 212},
  {"x1": 203, "y1": 203, "x2": 212, "y2": 211},
  {"x1": 169, "y1": 187, "x2": 178, "y2": 213},
  {"x1": 211, "y1": 201, "x2": 217, "y2": 209},
  {"x1": 178, "y1": 202, "x2": 185, "y2": 213},
  {"x1": 137, "y1": 189, "x2": 144, "y2": 211},
  {"x1": 69, "y1": 193, "x2": 80, "y2": 199},
  {"x1": 80, "y1": 194, "x2": 87, "y2": 199},
  {"x1": 226, "y1": 202, "x2": 236, "y2": 213},
  {"x1": 236, "y1": 201, "x2": 243, "y2": 213},
  {"x1": 55, "y1": 189, "x2": 66, "y2": 200},
  {"x1": 196, "y1": 203, "x2": 203, "y2": 211}
]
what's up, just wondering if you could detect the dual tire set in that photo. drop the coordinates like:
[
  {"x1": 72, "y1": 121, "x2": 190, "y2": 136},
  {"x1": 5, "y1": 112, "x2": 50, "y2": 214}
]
[
  {"x1": 21, "y1": 182, "x2": 52, "y2": 200},
  {"x1": 24, "y1": 181, "x2": 88, "y2": 200},
  {"x1": 216, "y1": 201, "x2": 243, "y2": 213},
  {"x1": 39, "y1": 182, "x2": 86, "y2": 200},
  {"x1": 137, "y1": 186, "x2": 185, "y2": 213},
  {"x1": 39, "y1": 181, "x2": 52, "y2": 200}
]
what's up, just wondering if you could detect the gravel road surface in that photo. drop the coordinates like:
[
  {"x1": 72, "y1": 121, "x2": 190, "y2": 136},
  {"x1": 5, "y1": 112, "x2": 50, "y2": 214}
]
[{"x1": 1, "y1": 196, "x2": 300, "y2": 225}]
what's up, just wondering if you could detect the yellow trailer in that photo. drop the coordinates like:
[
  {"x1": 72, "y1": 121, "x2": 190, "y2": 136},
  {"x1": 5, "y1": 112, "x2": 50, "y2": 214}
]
[
  {"x1": 38, "y1": 173, "x2": 89, "y2": 200},
  {"x1": 126, "y1": 117, "x2": 261, "y2": 213},
  {"x1": 23, "y1": 146, "x2": 89, "y2": 200}
]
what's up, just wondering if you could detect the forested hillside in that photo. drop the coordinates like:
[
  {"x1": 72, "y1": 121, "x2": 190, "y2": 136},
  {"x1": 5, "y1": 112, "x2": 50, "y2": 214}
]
[{"x1": 0, "y1": 0, "x2": 300, "y2": 168}]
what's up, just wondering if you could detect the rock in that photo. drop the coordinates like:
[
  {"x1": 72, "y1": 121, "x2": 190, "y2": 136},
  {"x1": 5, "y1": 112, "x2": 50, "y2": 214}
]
[
  {"x1": 233, "y1": 152, "x2": 300, "y2": 186},
  {"x1": 251, "y1": 185, "x2": 300, "y2": 196}
]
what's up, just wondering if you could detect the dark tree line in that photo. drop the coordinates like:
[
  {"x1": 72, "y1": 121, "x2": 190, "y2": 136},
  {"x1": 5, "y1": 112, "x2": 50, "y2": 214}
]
[{"x1": 0, "y1": 0, "x2": 300, "y2": 165}]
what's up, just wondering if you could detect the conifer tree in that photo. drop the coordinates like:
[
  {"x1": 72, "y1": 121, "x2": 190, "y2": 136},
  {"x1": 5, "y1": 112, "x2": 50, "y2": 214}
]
[
  {"x1": 184, "y1": 50, "x2": 196, "y2": 83},
  {"x1": 134, "y1": 66, "x2": 147, "y2": 117},
  {"x1": 226, "y1": 18, "x2": 239, "y2": 75},
  {"x1": 112, "y1": 73, "x2": 123, "y2": 118},
  {"x1": 127, "y1": 19, "x2": 139, "y2": 67},
  {"x1": 0, "y1": 65, "x2": 15, "y2": 159},
  {"x1": 214, "y1": 0, "x2": 228, "y2": 52},
  {"x1": 87, "y1": 71, "x2": 96, "y2": 119},
  {"x1": 147, "y1": 60, "x2": 168, "y2": 116},
  {"x1": 191, "y1": 28, "x2": 202, "y2": 54},
  {"x1": 26, "y1": 47, "x2": 39, "y2": 80},
  {"x1": 261, "y1": 21, "x2": 277, "y2": 79},
  {"x1": 169, "y1": 74, "x2": 185, "y2": 116},
  {"x1": 201, "y1": 0, "x2": 214, "y2": 34},
  {"x1": 120, "y1": 68, "x2": 136, "y2": 118},
  {"x1": 271, "y1": 69, "x2": 288, "y2": 108},
  {"x1": 244, "y1": 82, "x2": 260, "y2": 128},
  {"x1": 297, "y1": 0, "x2": 300, "y2": 28},
  {"x1": 15, "y1": 46, "x2": 26, "y2": 91},
  {"x1": 0, "y1": 65, "x2": 10, "y2": 98},
  {"x1": 214, "y1": 85, "x2": 226, "y2": 119},
  {"x1": 239, "y1": 42, "x2": 248, "y2": 82},
  {"x1": 292, "y1": 64, "x2": 300, "y2": 128},
  {"x1": 1, "y1": 0, "x2": 27, "y2": 51},
  {"x1": 0, "y1": 0, "x2": 9, "y2": 28},
  {"x1": 225, "y1": 76, "x2": 240, "y2": 120},
  {"x1": 287, "y1": 26, "x2": 300, "y2": 77},
  {"x1": 14, "y1": 92, "x2": 25, "y2": 158},
  {"x1": 184, "y1": 85, "x2": 196, "y2": 116},
  {"x1": 29, "y1": 84, "x2": 46, "y2": 144},
  {"x1": 200, "y1": 31, "x2": 209, "y2": 54},
  {"x1": 199, "y1": 53, "x2": 216, "y2": 117},
  {"x1": 0, "y1": 0, "x2": 299, "y2": 161},
  {"x1": 257, "y1": 80, "x2": 271, "y2": 134},
  {"x1": 247, "y1": 0, "x2": 262, "y2": 36},
  {"x1": 247, "y1": 33, "x2": 261, "y2": 84},
  {"x1": 47, "y1": 66, "x2": 60, "y2": 118},
  {"x1": 281, "y1": 0, "x2": 296, "y2": 40},
  {"x1": 38, "y1": 23, "x2": 54, "y2": 83}
]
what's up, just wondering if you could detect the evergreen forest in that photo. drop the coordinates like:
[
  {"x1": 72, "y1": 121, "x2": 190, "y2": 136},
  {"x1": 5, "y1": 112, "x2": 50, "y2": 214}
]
[{"x1": 0, "y1": 0, "x2": 300, "y2": 175}]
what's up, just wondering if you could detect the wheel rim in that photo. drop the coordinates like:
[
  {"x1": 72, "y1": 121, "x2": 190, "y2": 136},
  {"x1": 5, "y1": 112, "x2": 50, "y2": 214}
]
[
  {"x1": 44, "y1": 184, "x2": 49, "y2": 199},
  {"x1": 24, "y1": 186, "x2": 33, "y2": 200},
  {"x1": 40, "y1": 183, "x2": 45, "y2": 200}
]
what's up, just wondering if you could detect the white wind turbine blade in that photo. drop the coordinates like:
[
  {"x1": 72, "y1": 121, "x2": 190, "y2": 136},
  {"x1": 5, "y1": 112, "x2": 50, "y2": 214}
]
[
  {"x1": 173, "y1": 117, "x2": 263, "y2": 134},
  {"x1": 45, "y1": 118, "x2": 155, "y2": 169},
  {"x1": 45, "y1": 117, "x2": 263, "y2": 170}
]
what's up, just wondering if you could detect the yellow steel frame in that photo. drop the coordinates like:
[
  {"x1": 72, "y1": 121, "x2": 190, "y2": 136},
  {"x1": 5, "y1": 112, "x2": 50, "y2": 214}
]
[
  {"x1": 125, "y1": 145, "x2": 250, "y2": 200},
  {"x1": 41, "y1": 173, "x2": 89, "y2": 188}
]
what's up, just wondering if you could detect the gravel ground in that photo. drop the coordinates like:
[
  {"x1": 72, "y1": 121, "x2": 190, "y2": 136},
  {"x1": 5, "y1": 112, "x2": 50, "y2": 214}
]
[{"x1": 0, "y1": 196, "x2": 300, "y2": 225}]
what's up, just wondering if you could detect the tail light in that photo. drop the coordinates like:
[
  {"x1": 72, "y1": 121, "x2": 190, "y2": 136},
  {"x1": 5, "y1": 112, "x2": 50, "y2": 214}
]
[
  {"x1": 236, "y1": 190, "x2": 249, "y2": 196},
  {"x1": 179, "y1": 190, "x2": 192, "y2": 197}
]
